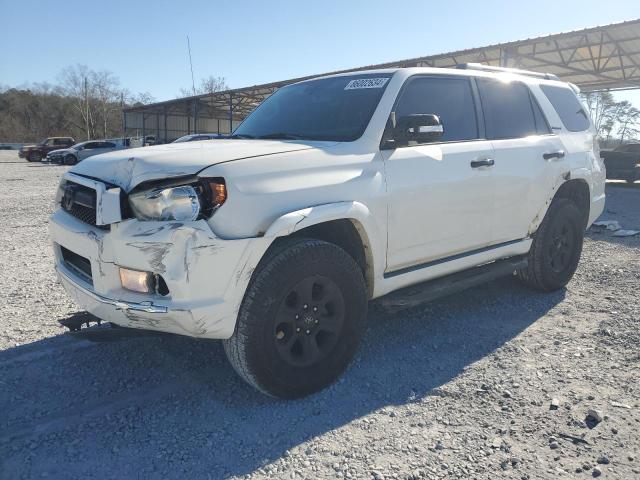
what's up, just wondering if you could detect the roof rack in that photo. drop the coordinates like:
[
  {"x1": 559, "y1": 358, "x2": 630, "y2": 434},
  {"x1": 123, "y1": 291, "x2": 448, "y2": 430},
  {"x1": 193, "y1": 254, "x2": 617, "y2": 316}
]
[{"x1": 456, "y1": 63, "x2": 560, "y2": 81}]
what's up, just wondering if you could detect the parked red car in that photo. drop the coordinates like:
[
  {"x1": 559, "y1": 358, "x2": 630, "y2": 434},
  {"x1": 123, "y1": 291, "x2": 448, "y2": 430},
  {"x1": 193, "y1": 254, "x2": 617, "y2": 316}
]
[{"x1": 19, "y1": 137, "x2": 75, "y2": 162}]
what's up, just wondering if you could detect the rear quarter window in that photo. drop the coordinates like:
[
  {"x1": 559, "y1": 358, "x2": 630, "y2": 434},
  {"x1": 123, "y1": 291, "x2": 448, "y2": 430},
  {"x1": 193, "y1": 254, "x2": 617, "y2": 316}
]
[{"x1": 540, "y1": 85, "x2": 591, "y2": 132}]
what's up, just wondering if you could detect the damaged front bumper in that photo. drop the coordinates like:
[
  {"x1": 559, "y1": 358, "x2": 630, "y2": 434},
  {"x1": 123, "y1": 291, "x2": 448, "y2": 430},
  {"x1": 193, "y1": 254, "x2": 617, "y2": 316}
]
[{"x1": 49, "y1": 207, "x2": 271, "y2": 339}]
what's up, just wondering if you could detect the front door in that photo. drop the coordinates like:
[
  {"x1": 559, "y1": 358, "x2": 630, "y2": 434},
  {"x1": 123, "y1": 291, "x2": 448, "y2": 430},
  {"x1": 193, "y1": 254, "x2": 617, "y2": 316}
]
[{"x1": 381, "y1": 75, "x2": 495, "y2": 274}]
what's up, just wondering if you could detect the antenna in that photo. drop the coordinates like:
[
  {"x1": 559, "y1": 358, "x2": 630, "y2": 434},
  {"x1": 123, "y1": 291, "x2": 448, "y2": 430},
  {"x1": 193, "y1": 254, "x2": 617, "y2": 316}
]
[{"x1": 187, "y1": 35, "x2": 196, "y2": 96}]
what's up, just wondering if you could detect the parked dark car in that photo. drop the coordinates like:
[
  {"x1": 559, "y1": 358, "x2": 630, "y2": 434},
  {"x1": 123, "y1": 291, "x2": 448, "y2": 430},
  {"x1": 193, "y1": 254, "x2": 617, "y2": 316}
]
[
  {"x1": 171, "y1": 133, "x2": 226, "y2": 143},
  {"x1": 19, "y1": 137, "x2": 75, "y2": 162},
  {"x1": 600, "y1": 143, "x2": 640, "y2": 183}
]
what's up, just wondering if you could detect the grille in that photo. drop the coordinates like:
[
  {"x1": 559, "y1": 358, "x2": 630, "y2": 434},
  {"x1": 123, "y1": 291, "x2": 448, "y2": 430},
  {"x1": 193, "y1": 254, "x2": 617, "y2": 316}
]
[
  {"x1": 61, "y1": 181, "x2": 108, "y2": 229},
  {"x1": 60, "y1": 246, "x2": 93, "y2": 284}
]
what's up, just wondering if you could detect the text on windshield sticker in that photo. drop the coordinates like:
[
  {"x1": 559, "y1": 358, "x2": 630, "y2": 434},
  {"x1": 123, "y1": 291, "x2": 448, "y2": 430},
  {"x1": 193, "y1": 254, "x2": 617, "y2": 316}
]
[{"x1": 344, "y1": 78, "x2": 389, "y2": 90}]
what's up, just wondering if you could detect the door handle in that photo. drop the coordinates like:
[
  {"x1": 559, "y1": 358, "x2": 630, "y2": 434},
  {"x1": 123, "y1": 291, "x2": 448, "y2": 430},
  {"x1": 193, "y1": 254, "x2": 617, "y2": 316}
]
[
  {"x1": 470, "y1": 158, "x2": 495, "y2": 168},
  {"x1": 543, "y1": 150, "x2": 565, "y2": 160}
]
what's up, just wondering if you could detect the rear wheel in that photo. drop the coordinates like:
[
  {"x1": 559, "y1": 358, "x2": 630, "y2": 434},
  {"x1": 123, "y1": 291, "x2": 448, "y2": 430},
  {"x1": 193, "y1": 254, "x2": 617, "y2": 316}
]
[
  {"x1": 517, "y1": 198, "x2": 584, "y2": 291},
  {"x1": 224, "y1": 238, "x2": 367, "y2": 398},
  {"x1": 28, "y1": 151, "x2": 41, "y2": 162}
]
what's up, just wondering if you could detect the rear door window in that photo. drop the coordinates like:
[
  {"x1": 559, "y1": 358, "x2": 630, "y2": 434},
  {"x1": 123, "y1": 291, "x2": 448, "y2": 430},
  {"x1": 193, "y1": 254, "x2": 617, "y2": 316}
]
[
  {"x1": 394, "y1": 76, "x2": 479, "y2": 142},
  {"x1": 477, "y1": 78, "x2": 538, "y2": 140},
  {"x1": 540, "y1": 85, "x2": 591, "y2": 132}
]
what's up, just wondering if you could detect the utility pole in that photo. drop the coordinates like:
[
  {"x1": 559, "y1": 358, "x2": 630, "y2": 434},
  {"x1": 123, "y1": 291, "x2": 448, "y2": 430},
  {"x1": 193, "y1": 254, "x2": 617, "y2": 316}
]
[
  {"x1": 187, "y1": 36, "x2": 196, "y2": 97},
  {"x1": 84, "y1": 76, "x2": 90, "y2": 140}
]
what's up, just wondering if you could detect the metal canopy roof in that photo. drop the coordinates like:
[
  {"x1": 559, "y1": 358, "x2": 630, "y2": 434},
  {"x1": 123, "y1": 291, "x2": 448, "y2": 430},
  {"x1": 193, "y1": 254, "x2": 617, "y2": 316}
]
[{"x1": 125, "y1": 18, "x2": 640, "y2": 121}]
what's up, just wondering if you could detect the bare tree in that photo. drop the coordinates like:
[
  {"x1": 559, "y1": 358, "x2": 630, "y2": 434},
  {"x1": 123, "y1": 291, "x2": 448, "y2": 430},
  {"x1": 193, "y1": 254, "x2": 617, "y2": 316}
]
[
  {"x1": 0, "y1": 64, "x2": 154, "y2": 143},
  {"x1": 582, "y1": 91, "x2": 640, "y2": 144},
  {"x1": 178, "y1": 75, "x2": 228, "y2": 97},
  {"x1": 58, "y1": 64, "x2": 94, "y2": 139},
  {"x1": 92, "y1": 70, "x2": 121, "y2": 138},
  {"x1": 200, "y1": 76, "x2": 228, "y2": 94},
  {"x1": 616, "y1": 103, "x2": 640, "y2": 142}
]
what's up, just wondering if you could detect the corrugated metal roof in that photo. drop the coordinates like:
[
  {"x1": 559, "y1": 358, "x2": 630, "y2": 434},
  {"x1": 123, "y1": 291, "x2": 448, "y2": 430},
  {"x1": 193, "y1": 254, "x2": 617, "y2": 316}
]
[{"x1": 126, "y1": 18, "x2": 640, "y2": 118}]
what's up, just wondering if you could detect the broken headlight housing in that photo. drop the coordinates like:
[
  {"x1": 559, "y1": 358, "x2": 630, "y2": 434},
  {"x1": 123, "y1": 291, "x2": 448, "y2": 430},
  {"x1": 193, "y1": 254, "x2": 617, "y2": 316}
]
[{"x1": 128, "y1": 177, "x2": 226, "y2": 221}]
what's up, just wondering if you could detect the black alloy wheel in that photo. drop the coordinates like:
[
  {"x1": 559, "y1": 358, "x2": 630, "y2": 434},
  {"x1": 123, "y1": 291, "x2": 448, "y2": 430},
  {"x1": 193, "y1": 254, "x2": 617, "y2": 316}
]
[{"x1": 273, "y1": 275, "x2": 345, "y2": 367}]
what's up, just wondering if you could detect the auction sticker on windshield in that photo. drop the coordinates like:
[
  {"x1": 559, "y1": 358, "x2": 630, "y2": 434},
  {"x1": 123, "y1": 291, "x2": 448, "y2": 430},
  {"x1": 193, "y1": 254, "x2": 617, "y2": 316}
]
[{"x1": 344, "y1": 78, "x2": 389, "y2": 90}]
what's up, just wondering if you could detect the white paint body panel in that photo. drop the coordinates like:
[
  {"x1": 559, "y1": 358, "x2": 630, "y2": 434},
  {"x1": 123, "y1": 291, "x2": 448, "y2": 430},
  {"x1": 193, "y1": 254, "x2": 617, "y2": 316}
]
[
  {"x1": 381, "y1": 140, "x2": 494, "y2": 272},
  {"x1": 50, "y1": 67, "x2": 605, "y2": 339}
]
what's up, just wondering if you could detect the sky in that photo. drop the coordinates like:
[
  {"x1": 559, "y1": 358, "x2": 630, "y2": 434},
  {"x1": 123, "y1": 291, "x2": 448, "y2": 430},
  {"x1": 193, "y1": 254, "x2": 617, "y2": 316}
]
[{"x1": 1, "y1": 0, "x2": 639, "y2": 105}]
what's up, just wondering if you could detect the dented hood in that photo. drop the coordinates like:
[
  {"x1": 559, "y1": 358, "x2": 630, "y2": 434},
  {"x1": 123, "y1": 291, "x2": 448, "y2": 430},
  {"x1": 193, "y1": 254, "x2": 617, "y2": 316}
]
[{"x1": 69, "y1": 139, "x2": 322, "y2": 191}]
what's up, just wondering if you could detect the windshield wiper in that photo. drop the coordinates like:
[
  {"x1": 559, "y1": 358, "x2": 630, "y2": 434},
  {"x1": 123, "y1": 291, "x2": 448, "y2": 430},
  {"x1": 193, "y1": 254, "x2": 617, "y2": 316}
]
[
  {"x1": 229, "y1": 133, "x2": 256, "y2": 139},
  {"x1": 257, "y1": 132, "x2": 306, "y2": 140}
]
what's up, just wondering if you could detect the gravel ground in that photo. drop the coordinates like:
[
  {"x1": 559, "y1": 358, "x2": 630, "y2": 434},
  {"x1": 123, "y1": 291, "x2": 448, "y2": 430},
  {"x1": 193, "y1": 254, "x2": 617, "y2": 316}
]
[{"x1": 0, "y1": 149, "x2": 639, "y2": 479}]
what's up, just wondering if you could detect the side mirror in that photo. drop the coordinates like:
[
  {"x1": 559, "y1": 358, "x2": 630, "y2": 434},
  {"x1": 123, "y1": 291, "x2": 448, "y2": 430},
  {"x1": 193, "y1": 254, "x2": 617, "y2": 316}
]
[{"x1": 392, "y1": 114, "x2": 443, "y2": 146}]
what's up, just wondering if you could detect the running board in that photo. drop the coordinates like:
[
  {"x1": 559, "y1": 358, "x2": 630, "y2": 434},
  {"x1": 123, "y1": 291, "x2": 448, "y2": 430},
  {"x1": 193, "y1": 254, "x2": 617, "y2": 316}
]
[{"x1": 378, "y1": 255, "x2": 527, "y2": 312}]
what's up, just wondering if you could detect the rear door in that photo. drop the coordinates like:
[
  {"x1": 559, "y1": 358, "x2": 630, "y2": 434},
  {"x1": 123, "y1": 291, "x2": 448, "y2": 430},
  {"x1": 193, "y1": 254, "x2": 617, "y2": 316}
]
[
  {"x1": 477, "y1": 77, "x2": 566, "y2": 244},
  {"x1": 381, "y1": 75, "x2": 495, "y2": 273}
]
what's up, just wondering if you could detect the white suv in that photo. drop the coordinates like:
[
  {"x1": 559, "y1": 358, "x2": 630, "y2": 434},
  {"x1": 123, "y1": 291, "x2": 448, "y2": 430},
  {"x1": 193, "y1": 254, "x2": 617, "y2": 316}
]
[{"x1": 49, "y1": 65, "x2": 605, "y2": 398}]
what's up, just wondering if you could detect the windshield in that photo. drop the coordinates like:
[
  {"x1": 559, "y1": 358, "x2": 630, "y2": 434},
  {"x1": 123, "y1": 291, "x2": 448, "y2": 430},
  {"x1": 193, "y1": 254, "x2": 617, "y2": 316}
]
[
  {"x1": 233, "y1": 73, "x2": 393, "y2": 142},
  {"x1": 72, "y1": 143, "x2": 85, "y2": 150}
]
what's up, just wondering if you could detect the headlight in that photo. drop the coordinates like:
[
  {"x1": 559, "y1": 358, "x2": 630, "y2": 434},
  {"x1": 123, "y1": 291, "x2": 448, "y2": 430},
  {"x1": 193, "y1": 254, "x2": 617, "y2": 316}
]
[
  {"x1": 129, "y1": 185, "x2": 200, "y2": 221},
  {"x1": 128, "y1": 178, "x2": 226, "y2": 221}
]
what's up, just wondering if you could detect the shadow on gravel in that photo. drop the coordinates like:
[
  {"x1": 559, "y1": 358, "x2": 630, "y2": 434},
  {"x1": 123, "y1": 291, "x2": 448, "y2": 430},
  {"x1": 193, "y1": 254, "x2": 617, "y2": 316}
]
[{"x1": 0, "y1": 277, "x2": 564, "y2": 479}]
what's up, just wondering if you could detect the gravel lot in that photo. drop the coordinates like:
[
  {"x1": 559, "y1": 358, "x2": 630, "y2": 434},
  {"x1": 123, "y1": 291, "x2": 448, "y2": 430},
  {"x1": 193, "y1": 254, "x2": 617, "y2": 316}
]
[{"x1": 0, "y1": 150, "x2": 638, "y2": 479}]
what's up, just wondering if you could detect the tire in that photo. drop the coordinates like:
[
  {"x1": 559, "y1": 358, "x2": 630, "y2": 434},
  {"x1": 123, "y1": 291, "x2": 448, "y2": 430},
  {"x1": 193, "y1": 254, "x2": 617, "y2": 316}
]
[
  {"x1": 28, "y1": 152, "x2": 41, "y2": 162},
  {"x1": 64, "y1": 154, "x2": 77, "y2": 165},
  {"x1": 517, "y1": 198, "x2": 584, "y2": 292},
  {"x1": 224, "y1": 238, "x2": 368, "y2": 398}
]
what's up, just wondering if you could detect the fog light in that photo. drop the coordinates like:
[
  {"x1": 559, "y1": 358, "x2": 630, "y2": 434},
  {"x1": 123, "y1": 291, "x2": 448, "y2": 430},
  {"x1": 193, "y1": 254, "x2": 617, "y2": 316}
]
[{"x1": 119, "y1": 268, "x2": 153, "y2": 293}]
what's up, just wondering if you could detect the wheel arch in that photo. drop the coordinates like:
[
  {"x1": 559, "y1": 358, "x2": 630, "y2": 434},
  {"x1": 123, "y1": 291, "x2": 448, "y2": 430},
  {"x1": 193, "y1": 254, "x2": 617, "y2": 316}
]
[
  {"x1": 554, "y1": 179, "x2": 590, "y2": 229},
  {"x1": 263, "y1": 202, "x2": 382, "y2": 298},
  {"x1": 529, "y1": 177, "x2": 591, "y2": 235}
]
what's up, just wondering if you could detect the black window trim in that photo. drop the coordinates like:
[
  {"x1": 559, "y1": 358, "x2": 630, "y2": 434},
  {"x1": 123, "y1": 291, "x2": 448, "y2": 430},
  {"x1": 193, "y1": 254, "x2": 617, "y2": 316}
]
[
  {"x1": 381, "y1": 74, "x2": 484, "y2": 150},
  {"x1": 527, "y1": 87, "x2": 553, "y2": 135}
]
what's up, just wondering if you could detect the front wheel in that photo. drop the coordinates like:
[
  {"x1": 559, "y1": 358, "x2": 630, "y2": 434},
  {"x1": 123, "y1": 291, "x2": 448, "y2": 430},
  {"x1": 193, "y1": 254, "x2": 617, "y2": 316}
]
[
  {"x1": 28, "y1": 152, "x2": 42, "y2": 162},
  {"x1": 517, "y1": 198, "x2": 584, "y2": 292},
  {"x1": 224, "y1": 238, "x2": 367, "y2": 398},
  {"x1": 64, "y1": 154, "x2": 77, "y2": 165}
]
